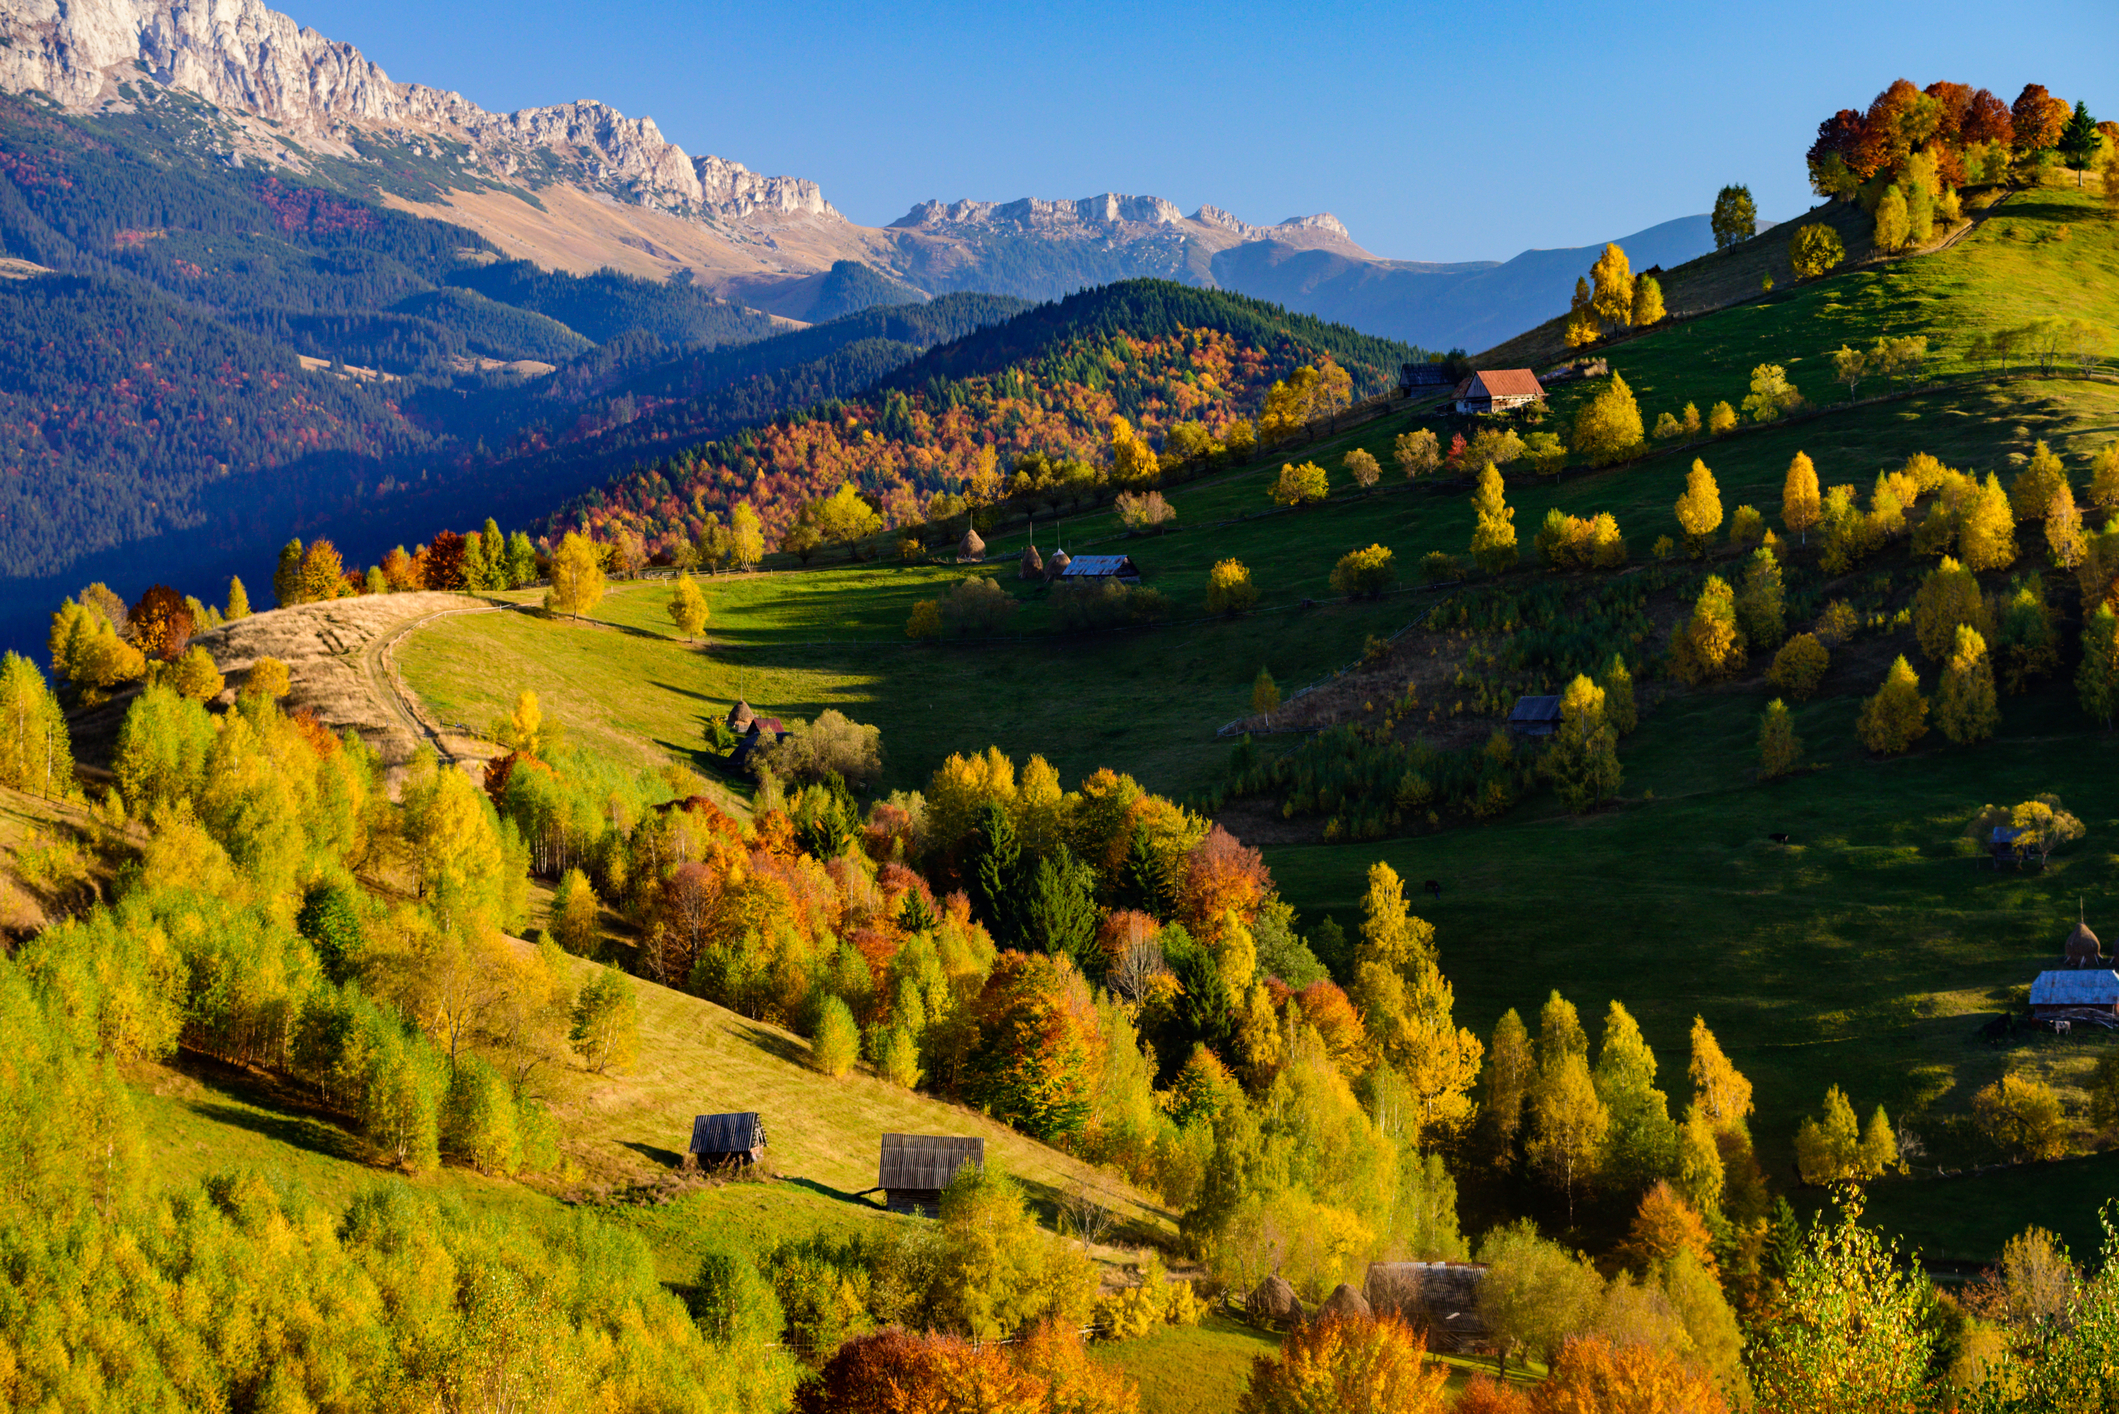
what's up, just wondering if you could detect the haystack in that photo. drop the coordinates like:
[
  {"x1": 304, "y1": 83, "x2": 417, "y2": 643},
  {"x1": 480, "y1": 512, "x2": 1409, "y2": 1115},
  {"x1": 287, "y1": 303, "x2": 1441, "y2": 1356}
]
[
  {"x1": 1020, "y1": 543, "x2": 1044, "y2": 580},
  {"x1": 1247, "y1": 1274, "x2": 1305, "y2": 1328},
  {"x1": 1044, "y1": 547, "x2": 1072, "y2": 582},
  {"x1": 957, "y1": 527, "x2": 985, "y2": 563},
  {"x1": 1318, "y1": 1284, "x2": 1373, "y2": 1322}
]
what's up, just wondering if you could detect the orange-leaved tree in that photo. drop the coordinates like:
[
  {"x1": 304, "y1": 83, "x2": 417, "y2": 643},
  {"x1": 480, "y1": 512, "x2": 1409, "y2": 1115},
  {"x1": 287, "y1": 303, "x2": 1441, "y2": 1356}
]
[{"x1": 1237, "y1": 1315, "x2": 1449, "y2": 1414}]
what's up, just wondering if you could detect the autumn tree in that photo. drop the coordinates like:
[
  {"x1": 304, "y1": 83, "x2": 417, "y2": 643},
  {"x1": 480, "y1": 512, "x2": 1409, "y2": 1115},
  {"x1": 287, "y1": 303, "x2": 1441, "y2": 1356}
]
[
  {"x1": 1529, "y1": 1038, "x2": 1608, "y2": 1219},
  {"x1": 569, "y1": 963, "x2": 637, "y2": 1073},
  {"x1": 2048, "y1": 483, "x2": 2087, "y2": 569},
  {"x1": 1344, "y1": 448, "x2": 1383, "y2": 491},
  {"x1": 1477, "y1": 1220, "x2": 1604, "y2": 1377},
  {"x1": 1351, "y1": 862, "x2": 1482, "y2": 1147},
  {"x1": 1711, "y1": 184, "x2": 1757, "y2": 250},
  {"x1": 667, "y1": 574, "x2": 709, "y2": 641},
  {"x1": 225, "y1": 576, "x2": 251, "y2": 620},
  {"x1": 1668, "y1": 576, "x2": 1744, "y2": 686},
  {"x1": 167, "y1": 646, "x2": 224, "y2": 703},
  {"x1": 1873, "y1": 184, "x2": 1911, "y2": 251},
  {"x1": 1571, "y1": 373, "x2": 1645, "y2": 467},
  {"x1": 549, "y1": 868, "x2": 601, "y2": 956},
  {"x1": 1330, "y1": 544, "x2": 1396, "y2": 598},
  {"x1": 1759, "y1": 699, "x2": 1802, "y2": 779},
  {"x1": 1935, "y1": 624, "x2": 2001, "y2": 745},
  {"x1": 1741, "y1": 364, "x2": 1801, "y2": 422},
  {"x1": 1593, "y1": 1001, "x2": 1677, "y2": 1192},
  {"x1": 1589, "y1": 243, "x2": 1635, "y2": 332},
  {"x1": 546, "y1": 532, "x2": 605, "y2": 618},
  {"x1": 0, "y1": 653, "x2": 72, "y2": 796},
  {"x1": 1961, "y1": 473, "x2": 2019, "y2": 572},
  {"x1": 1773, "y1": 451, "x2": 1822, "y2": 547},
  {"x1": 1913, "y1": 557, "x2": 1994, "y2": 661},
  {"x1": 128, "y1": 586, "x2": 193, "y2": 662},
  {"x1": 1632, "y1": 275, "x2": 1665, "y2": 327},
  {"x1": 1270, "y1": 461, "x2": 1330, "y2": 506},
  {"x1": 1237, "y1": 1314, "x2": 1448, "y2": 1414},
  {"x1": 1395, "y1": 429, "x2": 1441, "y2": 480},
  {"x1": 1252, "y1": 668, "x2": 1280, "y2": 724},
  {"x1": 1857, "y1": 656, "x2": 1929, "y2": 754},
  {"x1": 1540, "y1": 1335, "x2": 1726, "y2": 1414},
  {"x1": 2080, "y1": 603, "x2": 2119, "y2": 726},
  {"x1": 1468, "y1": 463, "x2": 1519, "y2": 573},
  {"x1": 1483, "y1": 1009, "x2": 1533, "y2": 1170},
  {"x1": 2011, "y1": 439, "x2": 2068, "y2": 521},
  {"x1": 1768, "y1": 633, "x2": 1829, "y2": 701},
  {"x1": 1208, "y1": 559, "x2": 1260, "y2": 615},
  {"x1": 1973, "y1": 1074, "x2": 2070, "y2": 1162},
  {"x1": 1673, "y1": 459, "x2": 1724, "y2": 555},
  {"x1": 965, "y1": 951, "x2": 1105, "y2": 1144},
  {"x1": 1790, "y1": 223, "x2": 1847, "y2": 279},
  {"x1": 1749, "y1": 1193, "x2": 1932, "y2": 1412},
  {"x1": 1543, "y1": 674, "x2": 1620, "y2": 813}
]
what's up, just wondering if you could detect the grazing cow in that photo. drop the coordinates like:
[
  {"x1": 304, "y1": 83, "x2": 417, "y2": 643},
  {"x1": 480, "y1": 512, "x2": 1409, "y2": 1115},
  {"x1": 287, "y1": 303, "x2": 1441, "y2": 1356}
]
[
  {"x1": 1769, "y1": 832, "x2": 1791, "y2": 845},
  {"x1": 1423, "y1": 880, "x2": 1442, "y2": 901}
]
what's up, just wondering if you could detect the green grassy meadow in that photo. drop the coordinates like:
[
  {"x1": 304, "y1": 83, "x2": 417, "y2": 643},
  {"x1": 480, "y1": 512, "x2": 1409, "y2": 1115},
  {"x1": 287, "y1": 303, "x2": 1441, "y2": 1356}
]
[{"x1": 385, "y1": 187, "x2": 2119, "y2": 1282}]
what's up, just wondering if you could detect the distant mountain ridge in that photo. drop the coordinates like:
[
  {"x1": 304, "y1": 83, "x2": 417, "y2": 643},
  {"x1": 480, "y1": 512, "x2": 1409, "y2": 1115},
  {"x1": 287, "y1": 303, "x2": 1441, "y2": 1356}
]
[{"x1": 0, "y1": 0, "x2": 1720, "y2": 347}]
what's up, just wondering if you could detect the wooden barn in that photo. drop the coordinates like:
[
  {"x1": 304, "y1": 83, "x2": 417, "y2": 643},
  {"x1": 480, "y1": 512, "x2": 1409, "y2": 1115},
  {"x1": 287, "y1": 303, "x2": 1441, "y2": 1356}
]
[
  {"x1": 1507, "y1": 694, "x2": 1563, "y2": 737},
  {"x1": 1363, "y1": 1262, "x2": 1490, "y2": 1354},
  {"x1": 1399, "y1": 361, "x2": 1456, "y2": 392},
  {"x1": 684, "y1": 1112, "x2": 766, "y2": 1168},
  {"x1": 2029, "y1": 970, "x2": 2119, "y2": 1024},
  {"x1": 1057, "y1": 554, "x2": 1142, "y2": 584},
  {"x1": 1452, "y1": 369, "x2": 1546, "y2": 415},
  {"x1": 724, "y1": 699, "x2": 788, "y2": 771},
  {"x1": 877, "y1": 1134, "x2": 983, "y2": 1214}
]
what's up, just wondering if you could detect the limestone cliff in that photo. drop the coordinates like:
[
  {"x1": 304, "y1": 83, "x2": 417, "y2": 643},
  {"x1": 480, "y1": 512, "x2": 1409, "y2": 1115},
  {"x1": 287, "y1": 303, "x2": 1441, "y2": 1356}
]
[{"x1": 0, "y1": 0, "x2": 836, "y2": 221}]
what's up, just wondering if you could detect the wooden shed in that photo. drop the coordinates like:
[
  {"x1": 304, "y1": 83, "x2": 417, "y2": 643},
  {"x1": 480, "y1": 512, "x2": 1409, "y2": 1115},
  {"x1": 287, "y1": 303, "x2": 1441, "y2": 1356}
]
[
  {"x1": 1057, "y1": 554, "x2": 1141, "y2": 584},
  {"x1": 1364, "y1": 1262, "x2": 1490, "y2": 1353},
  {"x1": 877, "y1": 1134, "x2": 983, "y2": 1214},
  {"x1": 2030, "y1": 969, "x2": 2119, "y2": 1024},
  {"x1": 684, "y1": 1112, "x2": 766, "y2": 1168},
  {"x1": 1399, "y1": 361, "x2": 1456, "y2": 392},
  {"x1": 1507, "y1": 694, "x2": 1563, "y2": 737}
]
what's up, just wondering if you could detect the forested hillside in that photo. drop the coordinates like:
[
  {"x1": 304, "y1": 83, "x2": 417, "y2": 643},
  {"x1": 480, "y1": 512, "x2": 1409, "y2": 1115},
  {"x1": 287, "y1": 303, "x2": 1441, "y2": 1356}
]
[{"x1": 547, "y1": 281, "x2": 1422, "y2": 551}]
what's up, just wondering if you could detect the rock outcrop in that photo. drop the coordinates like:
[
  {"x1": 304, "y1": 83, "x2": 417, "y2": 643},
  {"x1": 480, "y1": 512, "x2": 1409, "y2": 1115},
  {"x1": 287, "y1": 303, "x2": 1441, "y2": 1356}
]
[{"x1": 0, "y1": 0, "x2": 837, "y2": 222}]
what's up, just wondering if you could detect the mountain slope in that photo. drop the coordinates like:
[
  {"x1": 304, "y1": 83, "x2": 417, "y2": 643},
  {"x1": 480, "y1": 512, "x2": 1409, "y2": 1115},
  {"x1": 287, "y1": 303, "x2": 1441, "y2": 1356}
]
[{"x1": 549, "y1": 280, "x2": 1420, "y2": 551}]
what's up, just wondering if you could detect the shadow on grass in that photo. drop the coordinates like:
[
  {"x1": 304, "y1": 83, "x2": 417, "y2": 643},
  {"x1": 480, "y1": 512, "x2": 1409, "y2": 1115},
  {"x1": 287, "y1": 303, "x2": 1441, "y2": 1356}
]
[
  {"x1": 620, "y1": 1139, "x2": 687, "y2": 1169},
  {"x1": 188, "y1": 1100, "x2": 367, "y2": 1165},
  {"x1": 783, "y1": 1175, "x2": 885, "y2": 1210},
  {"x1": 737, "y1": 1021, "x2": 809, "y2": 1067}
]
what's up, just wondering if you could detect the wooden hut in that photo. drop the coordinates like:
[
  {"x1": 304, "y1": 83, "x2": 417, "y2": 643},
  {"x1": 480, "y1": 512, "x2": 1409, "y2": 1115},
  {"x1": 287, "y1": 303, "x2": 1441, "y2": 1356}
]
[
  {"x1": 1057, "y1": 554, "x2": 1142, "y2": 584},
  {"x1": 1507, "y1": 695, "x2": 1562, "y2": 737},
  {"x1": 2030, "y1": 970, "x2": 2119, "y2": 1025},
  {"x1": 1364, "y1": 1262, "x2": 1490, "y2": 1353},
  {"x1": 684, "y1": 1112, "x2": 766, "y2": 1169},
  {"x1": 957, "y1": 528, "x2": 986, "y2": 563},
  {"x1": 728, "y1": 711, "x2": 787, "y2": 771},
  {"x1": 877, "y1": 1134, "x2": 983, "y2": 1214}
]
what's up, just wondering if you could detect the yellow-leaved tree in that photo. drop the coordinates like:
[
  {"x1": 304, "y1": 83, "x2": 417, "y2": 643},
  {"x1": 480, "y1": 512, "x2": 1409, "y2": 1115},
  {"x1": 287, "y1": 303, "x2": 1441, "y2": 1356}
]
[
  {"x1": 1857, "y1": 656, "x2": 1929, "y2": 754},
  {"x1": 1571, "y1": 373, "x2": 1645, "y2": 467},
  {"x1": 1673, "y1": 459, "x2": 1724, "y2": 556},
  {"x1": 667, "y1": 573, "x2": 709, "y2": 641},
  {"x1": 1589, "y1": 243, "x2": 1635, "y2": 333},
  {"x1": 1349, "y1": 862, "x2": 1482, "y2": 1150},
  {"x1": 546, "y1": 532, "x2": 605, "y2": 618},
  {"x1": 1782, "y1": 451, "x2": 1822, "y2": 545},
  {"x1": 1467, "y1": 463, "x2": 1518, "y2": 573}
]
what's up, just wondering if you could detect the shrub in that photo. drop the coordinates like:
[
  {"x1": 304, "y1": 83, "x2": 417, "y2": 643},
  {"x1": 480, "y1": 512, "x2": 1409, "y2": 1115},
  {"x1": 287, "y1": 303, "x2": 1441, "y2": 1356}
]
[
  {"x1": 1329, "y1": 544, "x2": 1396, "y2": 598},
  {"x1": 811, "y1": 996, "x2": 859, "y2": 1077},
  {"x1": 1728, "y1": 504, "x2": 1766, "y2": 548},
  {"x1": 1788, "y1": 222, "x2": 1846, "y2": 279},
  {"x1": 1115, "y1": 490, "x2": 1176, "y2": 533},
  {"x1": 938, "y1": 577, "x2": 1016, "y2": 637},
  {"x1": 762, "y1": 709, "x2": 883, "y2": 788},
  {"x1": 906, "y1": 599, "x2": 941, "y2": 639},
  {"x1": 1768, "y1": 634, "x2": 1829, "y2": 701},
  {"x1": 1052, "y1": 580, "x2": 1171, "y2": 631},
  {"x1": 1270, "y1": 462, "x2": 1329, "y2": 506},
  {"x1": 1814, "y1": 600, "x2": 1859, "y2": 646},
  {"x1": 1707, "y1": 401, "x2": 1737, "y2": 436},
  {"x1": 1206, "y1": 559, "x2": 1260, "y2": 615},
  {"x1": 1419, "y1": 552, "x2": 1461, "y2": 585}
]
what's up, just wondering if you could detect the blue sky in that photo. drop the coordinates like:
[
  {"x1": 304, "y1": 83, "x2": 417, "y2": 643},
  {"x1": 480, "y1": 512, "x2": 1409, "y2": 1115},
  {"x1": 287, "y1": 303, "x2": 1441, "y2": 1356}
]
[{"x1": 291, "y1": 0, "x2": 2117, "y2": 262}]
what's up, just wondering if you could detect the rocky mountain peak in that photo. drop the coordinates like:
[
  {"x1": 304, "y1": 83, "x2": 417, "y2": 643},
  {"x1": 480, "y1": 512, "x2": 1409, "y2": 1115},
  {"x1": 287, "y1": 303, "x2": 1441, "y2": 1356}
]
[
  {"x1": 1194, "y1": 204, "x2": 1352, "y2": 242},
  {"x1": 0, "y1": 0, "x2": 838, "y2": 222}
]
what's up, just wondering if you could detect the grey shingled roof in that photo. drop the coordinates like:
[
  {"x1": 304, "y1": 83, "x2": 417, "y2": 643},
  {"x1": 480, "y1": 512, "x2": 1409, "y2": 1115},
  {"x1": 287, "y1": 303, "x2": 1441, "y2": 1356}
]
[
  {"x1": 1059, "y1": 555, "x2": 1136, "y2": 578},
  {"x1": 1508, "y1": 695, "x2": 1563, "y2": 724},
  {"x1": 878, "y1": 1133, "x2": 983, "y2": 1190},
  {"x1": 689, "y1": 1112, "x2": 765, "y2": 1154},
  {"x1": 2031, "y1": 970, "x2": 2119, "y2": 1007}
]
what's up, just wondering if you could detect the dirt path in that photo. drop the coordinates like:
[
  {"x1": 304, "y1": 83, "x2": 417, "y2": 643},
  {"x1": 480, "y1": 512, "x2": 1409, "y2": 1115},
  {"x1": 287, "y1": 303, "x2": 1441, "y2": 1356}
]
[{"x1": 188, "y1": 592, "x2": 505, "y2": 770}]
